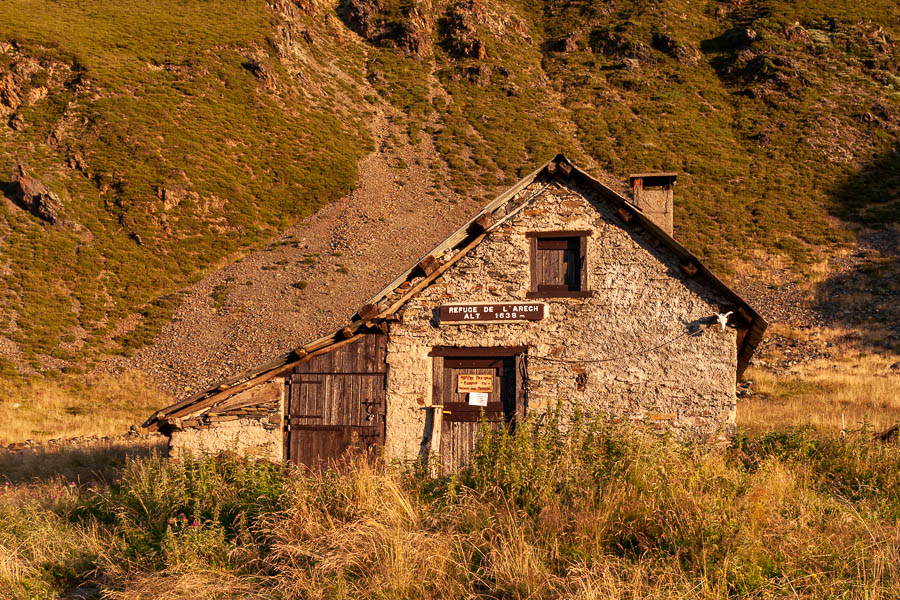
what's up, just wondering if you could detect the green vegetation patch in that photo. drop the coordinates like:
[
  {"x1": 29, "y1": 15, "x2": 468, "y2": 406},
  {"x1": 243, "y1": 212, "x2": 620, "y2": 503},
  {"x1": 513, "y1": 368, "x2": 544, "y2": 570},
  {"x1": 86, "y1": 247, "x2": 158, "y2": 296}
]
[
  {"x1": 0, "y1": 0, "x2": 371, "y2": 368},
  {"x1": 355, "y1": 0, "x2": 899, "y2": 272}
]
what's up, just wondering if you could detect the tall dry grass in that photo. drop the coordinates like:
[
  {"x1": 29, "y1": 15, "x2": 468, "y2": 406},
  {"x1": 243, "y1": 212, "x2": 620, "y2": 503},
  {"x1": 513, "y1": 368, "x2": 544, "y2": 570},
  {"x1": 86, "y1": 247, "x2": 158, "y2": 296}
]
[
  {"x1": 1, "y1": 416, "x2": 898, "y2": 599},
  {"x1": 0, "y1": 371, "x2": 171, "y2": 445},
  {"x1": 0, "y1": 481, "x2": 109, "y2": 600},
  {"x1": 738, "y1": 325, "x2": 900, "y2": 434},
  {"x1": 0, "y1": 435, "x2": 167, "y2": 484}
]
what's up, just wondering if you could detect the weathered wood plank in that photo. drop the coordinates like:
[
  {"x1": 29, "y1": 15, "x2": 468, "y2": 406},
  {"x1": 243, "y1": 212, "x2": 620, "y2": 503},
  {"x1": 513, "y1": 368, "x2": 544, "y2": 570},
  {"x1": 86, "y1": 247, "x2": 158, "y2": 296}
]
[
  {"x1": 418, "y1": 255, "x2": 439, "y2": 276},
  {"x1": 163, "y1": 334, "x2": 368, "y2": 422}
]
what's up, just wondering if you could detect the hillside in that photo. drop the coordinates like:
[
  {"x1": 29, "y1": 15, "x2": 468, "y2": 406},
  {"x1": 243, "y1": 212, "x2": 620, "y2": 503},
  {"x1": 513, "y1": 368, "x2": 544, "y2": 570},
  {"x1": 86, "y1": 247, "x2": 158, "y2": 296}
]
[{"x1": 0, "y1": 0, "x2": 898, "y2": 386}]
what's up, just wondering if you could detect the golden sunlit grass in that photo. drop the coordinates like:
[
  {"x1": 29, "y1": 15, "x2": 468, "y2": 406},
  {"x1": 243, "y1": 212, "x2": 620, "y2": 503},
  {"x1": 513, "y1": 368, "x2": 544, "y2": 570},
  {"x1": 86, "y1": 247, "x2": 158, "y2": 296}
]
[
  {"x1": 4, "y1": 418, "x2": 899, "y2": 599},
  {"x1": 0, "y1": 372, "x2": 172, "y2": 445},
  {"x1": 738, "y1": 325, "x2": 900, "y2": 435},
  {"x1": 0, "y1": 435, "x2": 167, "y2": 484}
]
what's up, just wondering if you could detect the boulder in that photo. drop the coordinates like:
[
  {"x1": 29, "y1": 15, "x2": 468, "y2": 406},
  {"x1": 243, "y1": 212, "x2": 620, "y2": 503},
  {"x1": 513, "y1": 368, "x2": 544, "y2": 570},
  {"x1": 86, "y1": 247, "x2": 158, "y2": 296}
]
[
  {"x1": 11, "y1": 165, "x2": 64, "y2": 224},
  {"x1": 242, "y1": 59, "x2": 277, "y2": 90},
  {"x1": 651, "y1": 31, "x2": 700, "y2": 66},
  {"x1": 295, "y1": 0, "x2": 318, "y2": 16},
  {"x1": 342, "y1": 0, "x2": 385, "y2": 42},
  {"x1": 591, "y1": 29, "x2": 651, "y2": 62},
  {"x1": 556, "y1": 32, "x2": 579, "y2": 53},
  {"x1": 396, "y1": 3, "x2": 433, "y2": 57}
]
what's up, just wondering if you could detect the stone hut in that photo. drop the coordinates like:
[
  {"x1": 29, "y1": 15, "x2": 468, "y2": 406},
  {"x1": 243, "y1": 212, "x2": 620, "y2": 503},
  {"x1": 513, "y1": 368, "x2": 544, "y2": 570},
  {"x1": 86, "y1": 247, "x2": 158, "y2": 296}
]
[{"x1": 143, "y1": 155, "x2": 767, "y2": 469}]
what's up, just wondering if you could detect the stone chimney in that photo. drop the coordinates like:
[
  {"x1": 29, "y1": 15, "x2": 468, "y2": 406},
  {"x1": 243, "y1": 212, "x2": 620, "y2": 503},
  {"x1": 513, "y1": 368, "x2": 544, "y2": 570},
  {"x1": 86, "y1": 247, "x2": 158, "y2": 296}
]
[{"x1": 629, "y1": 173, "x2": 677, "y2": 236}]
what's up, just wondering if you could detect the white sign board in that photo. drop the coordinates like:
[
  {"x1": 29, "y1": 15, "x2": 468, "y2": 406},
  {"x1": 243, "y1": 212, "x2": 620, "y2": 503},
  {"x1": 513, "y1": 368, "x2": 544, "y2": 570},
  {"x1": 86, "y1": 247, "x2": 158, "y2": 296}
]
[{"x1": 468, "y1": 392, "x2": 488, "y2": 407}]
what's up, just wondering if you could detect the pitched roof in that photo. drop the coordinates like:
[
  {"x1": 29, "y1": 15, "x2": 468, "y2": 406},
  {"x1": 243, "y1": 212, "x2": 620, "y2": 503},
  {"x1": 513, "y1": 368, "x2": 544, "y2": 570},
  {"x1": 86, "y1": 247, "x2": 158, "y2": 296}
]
[{"x1": 143, "y1": 154, "x2": 767, "y2": 430}]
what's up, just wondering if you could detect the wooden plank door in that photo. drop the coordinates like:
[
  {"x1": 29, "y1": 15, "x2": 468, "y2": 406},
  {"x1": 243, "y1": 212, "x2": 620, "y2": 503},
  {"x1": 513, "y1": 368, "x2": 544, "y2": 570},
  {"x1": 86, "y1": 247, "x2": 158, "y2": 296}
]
[
  {"x1": 438, "y1": 355, "x2": 521, "y2": 473},
  {"x1": 284, "y1": 334, "x2": 386, "y2": 469}
]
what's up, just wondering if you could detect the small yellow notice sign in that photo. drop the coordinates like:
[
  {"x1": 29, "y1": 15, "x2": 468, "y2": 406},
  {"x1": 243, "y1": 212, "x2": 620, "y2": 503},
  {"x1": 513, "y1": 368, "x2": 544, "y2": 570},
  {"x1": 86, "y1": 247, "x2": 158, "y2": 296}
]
[{"x1": 457, "y1": 373, "x2": 493, "y2": 394}]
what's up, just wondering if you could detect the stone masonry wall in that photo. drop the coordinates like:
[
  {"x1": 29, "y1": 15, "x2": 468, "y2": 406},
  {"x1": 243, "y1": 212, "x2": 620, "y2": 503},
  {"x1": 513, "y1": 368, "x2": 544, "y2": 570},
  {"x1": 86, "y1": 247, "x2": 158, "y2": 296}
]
[
  {"x1": 169, "y1": 417, "x2": 282, "y2": 461},
  {"x1": 385, "y1": 182, "x2": 737, "y2": 460},
  {"x1": 167, "y1": 379, "x2": 284, "y2": 461}
]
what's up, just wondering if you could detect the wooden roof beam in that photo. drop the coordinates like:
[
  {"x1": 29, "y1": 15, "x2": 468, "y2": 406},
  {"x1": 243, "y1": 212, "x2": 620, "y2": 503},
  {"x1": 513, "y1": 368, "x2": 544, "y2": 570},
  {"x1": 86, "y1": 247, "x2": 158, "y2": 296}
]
[
  {"x1": 377, "y1": 232, "x2": 488, "y2": 319},
  {"x1": 417, "y1": 254, "x2": 440, "y2": 276},
  {"x1": 158, "y1": 332, "x2": 369, "y2": 423}
]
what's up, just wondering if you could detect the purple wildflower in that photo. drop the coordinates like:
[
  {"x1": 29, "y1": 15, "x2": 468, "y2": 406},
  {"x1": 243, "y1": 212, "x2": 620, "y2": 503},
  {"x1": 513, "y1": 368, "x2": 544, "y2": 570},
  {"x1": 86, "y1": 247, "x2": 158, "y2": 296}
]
[{"x1": 191, "y1": 520, "x2": 199, "y2": 527}]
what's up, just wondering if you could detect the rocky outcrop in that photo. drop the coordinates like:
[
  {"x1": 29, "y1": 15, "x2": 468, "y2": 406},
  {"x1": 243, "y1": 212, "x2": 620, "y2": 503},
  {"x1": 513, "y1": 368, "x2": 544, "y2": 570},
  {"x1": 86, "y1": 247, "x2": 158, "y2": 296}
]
[
  {"x1": 396, "y1": 3, "x2": 433, "y2": 57},
  {"x1": 556, "y1": 32, "x2": 580, "y2": 53},
  {"x1": 294, "y1": 0, "x2": 318, "y2": 16},
  {"x1": 442, "y1": 1, "x2": 487, "y2": 59},
  {"x1": 341, "y1": 0, "x2": 386, "y2": 41},
  {"x1": 651, "y1": 31, "x2": 701, "y2": 66},
  {"x1": 0, "y1": 42, "x2": 76, "y2": 130},
  {"x1": 341, "y1": 0, "x2": 434, "y2": 57},
  {"x1": 11, "y1": 165, "x2": 65, "y2": 225},
  {"x1": 590, "y1": 28, "x2": 651, "y2": 62},
  {"x1": 453, "y1": 63, "x2": 492, "y2": 86},
  {"x1": 242, "y1": 58, "x2": 278, "y2": 90}
]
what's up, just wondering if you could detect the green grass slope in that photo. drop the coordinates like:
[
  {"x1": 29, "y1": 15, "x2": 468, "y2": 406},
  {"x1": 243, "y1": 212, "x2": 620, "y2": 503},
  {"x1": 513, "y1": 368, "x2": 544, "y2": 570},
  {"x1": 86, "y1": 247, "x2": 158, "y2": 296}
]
[
  {"x1": 0, "y1": 0, "x2": 897, "y2": 374},
  {"x1": 366, "y1": 0, "x2": 899, "y2": 263},
  {"x1": 0, "y1": 0, "x2": 371, "y2": 370}
]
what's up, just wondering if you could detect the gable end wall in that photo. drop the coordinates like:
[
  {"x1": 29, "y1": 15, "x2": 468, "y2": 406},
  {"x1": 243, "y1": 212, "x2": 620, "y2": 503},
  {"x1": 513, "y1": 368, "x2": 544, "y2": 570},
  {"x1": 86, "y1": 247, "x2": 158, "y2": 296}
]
[{"x1": 385, "y1": 183, "x2": 737, "y2": 460}]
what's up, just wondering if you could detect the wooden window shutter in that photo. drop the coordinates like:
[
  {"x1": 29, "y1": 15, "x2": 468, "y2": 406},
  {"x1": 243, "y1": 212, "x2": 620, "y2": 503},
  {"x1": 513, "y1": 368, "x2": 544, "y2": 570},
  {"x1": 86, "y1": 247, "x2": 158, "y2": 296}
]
[
  {"x1": 527, "y1": 231, "x2": 591, "y2": 298},
  {"x1": 579, "y1": 235, "x2": 587, "y2": 291}
]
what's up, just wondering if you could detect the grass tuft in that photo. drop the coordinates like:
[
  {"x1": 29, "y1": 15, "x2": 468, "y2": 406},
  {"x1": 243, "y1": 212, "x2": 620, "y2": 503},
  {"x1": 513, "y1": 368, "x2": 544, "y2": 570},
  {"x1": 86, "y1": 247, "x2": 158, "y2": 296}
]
[{"x1": 2, "y1": 415, "x2": 898, "y2": 598}]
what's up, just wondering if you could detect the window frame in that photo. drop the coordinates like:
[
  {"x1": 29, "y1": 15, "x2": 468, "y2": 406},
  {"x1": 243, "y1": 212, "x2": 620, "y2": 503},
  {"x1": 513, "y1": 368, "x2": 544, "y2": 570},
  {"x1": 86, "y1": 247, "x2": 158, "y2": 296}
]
[{"x1": 526, "y1": 230, "x2": 592, "y2": 299}]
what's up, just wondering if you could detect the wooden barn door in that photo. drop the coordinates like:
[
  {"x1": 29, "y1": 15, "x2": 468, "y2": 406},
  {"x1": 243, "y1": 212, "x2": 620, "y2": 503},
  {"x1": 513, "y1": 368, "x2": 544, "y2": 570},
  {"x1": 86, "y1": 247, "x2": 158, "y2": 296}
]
[
  {"x1": 433, "y1": 350, "x2": 525, "y2": 473},
  {"x1": 284, "y1": 334, "x2": 386, "y2": 468}
]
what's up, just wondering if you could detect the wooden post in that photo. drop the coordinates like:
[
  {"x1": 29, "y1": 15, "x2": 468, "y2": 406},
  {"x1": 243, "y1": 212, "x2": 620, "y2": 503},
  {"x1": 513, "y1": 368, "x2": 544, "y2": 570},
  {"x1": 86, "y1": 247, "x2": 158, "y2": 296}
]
[{"x1": 430, "y1": 407, "x2": 443, "y2": 477}]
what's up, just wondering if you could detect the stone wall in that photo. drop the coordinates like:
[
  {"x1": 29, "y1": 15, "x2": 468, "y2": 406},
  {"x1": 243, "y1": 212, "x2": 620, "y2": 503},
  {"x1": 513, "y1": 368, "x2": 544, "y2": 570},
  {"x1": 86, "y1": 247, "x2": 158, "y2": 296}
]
[
  {"x1": 167, "y1": 379, "x2": 284, "y2": 461},
  {"x1": 169, "y1": 416, "x2": 282, "y2": 461},
  {"x1": 385, "y1": 181, "x2": 737, "y2": 460}
]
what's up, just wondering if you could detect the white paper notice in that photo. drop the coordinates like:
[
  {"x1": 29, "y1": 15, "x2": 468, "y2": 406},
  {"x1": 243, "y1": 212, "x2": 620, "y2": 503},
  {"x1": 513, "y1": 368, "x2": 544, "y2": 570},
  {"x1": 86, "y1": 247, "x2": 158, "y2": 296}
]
[{"x1": 468, "y1": 392, "x2": 488, "y2": 407}]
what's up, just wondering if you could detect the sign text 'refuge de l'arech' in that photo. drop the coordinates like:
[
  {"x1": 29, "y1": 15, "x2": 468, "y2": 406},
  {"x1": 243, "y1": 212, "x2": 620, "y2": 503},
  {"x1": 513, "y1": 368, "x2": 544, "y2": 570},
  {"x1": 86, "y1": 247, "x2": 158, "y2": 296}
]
[{"x1": 439, "y1": 302, "x2": 546, "y2": 323}]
